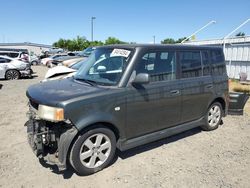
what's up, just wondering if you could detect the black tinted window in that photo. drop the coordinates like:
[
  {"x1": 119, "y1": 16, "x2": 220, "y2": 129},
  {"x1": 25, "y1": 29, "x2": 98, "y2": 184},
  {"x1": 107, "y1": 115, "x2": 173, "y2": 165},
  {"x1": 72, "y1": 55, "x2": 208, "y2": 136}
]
[
  {"x1": 210, "y1": 50, "x2": 226, "y2": 75},
  {"x1": 0, "y1": 57, "x2": 11, "y2": 63},
  {"x1": 9, "y1": 53, "x2": 19, "y2": 58},
  {"x1": 136, "y1": 51, "x2": 176, "y2": 82},
  {"x1": 180, "y1": 51, "x2": 202, "y2": 78},
  {"x1": 202, "y1": 51, "x2": 210, "y2": 76}
]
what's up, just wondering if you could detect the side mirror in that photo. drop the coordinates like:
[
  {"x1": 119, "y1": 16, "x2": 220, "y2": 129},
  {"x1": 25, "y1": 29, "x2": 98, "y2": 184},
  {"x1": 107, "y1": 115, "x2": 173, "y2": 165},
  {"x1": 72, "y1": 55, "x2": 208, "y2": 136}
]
[{"x1": 132, "y1": 73, "x2": 150, "y2": 85}]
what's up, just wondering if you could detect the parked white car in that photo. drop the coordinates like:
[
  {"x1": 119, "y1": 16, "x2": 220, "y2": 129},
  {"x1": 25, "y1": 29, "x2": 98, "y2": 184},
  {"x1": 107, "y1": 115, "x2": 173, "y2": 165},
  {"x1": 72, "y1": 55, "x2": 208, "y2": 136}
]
[
  {"x1": 43, "y1": 59, "x2": 85, "y2": 82},
  {"x1": 0, "y1": 51, "x2": 29, "y2": 61},
  {"x1": 0, "y1": 55, "x2": 33, "y2": 80}
]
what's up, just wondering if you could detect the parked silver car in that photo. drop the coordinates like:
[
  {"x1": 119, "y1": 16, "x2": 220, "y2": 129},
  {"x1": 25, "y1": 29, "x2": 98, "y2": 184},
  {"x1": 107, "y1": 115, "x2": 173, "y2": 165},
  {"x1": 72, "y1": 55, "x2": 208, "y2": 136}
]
[{"x1": 0, "y1": 55, "x2": 33, "y2": 80}]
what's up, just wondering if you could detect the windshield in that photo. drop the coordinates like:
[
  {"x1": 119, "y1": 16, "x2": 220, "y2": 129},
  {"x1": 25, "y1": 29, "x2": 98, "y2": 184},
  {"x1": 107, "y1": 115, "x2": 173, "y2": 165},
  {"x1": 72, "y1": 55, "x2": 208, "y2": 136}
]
[{"x1": 74, "y1": 47, "x2": 133, "y2": 86}]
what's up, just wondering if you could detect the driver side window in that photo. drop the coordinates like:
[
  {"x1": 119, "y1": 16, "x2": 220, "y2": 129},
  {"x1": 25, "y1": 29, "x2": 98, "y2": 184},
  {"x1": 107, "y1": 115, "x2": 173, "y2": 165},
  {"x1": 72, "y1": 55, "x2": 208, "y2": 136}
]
[{"x1": 135, "y1": 51, "x2": 176, "y2": 82}]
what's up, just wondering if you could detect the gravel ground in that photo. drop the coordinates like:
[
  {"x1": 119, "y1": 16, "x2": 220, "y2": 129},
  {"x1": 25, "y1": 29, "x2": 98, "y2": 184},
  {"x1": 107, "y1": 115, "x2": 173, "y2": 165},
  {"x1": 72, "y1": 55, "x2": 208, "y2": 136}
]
[{"x1": 0, "y1": 66, "x2": 250, "y2": 188}]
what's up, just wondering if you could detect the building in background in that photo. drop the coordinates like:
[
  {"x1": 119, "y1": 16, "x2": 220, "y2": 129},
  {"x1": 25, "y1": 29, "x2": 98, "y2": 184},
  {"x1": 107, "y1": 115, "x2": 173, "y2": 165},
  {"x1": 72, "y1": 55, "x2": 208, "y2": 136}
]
[
  {"x1": 0, "y1": 42, "x2": 51, "y2": 56},
  {"x1": 185, "y1": 36, "x2": 250, "y2": 80}
]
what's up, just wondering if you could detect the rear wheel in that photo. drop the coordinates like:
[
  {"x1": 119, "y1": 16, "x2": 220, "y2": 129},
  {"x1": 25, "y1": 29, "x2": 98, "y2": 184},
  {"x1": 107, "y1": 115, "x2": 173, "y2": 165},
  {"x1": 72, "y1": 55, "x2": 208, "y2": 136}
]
[
  {"x1": 201, "y1": 102, "x2": 222, "y2": 131},
  {"x1": 31, "y1": 61, "x2": 38, "y2": 65},
  {"x1": 70, "y1": 126, "x2": 116, "y2": 175},
  {"x1": 5, "y1": 70, "x2": 20, "y2": 80}
]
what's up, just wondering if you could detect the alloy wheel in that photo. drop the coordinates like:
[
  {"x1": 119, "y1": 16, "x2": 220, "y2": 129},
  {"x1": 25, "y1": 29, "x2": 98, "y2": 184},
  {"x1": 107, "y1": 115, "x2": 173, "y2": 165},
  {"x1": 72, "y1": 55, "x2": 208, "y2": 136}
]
[
  {"x1": 208, "y1": 105, "x2": 221, "y2": 127},
  {"x1": 79, "y1": 133, "x2": 111, "y2": 169}
]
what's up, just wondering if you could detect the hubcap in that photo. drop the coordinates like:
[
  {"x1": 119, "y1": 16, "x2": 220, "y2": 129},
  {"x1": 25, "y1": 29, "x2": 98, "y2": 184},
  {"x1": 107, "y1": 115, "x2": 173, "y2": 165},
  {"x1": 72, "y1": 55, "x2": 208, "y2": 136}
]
[
  {"x1": 208, "y1": 105, "x2": 221, "y2": 127},
  {"x1": 79, "y1": 133, "x2": 111, "y2": 169},
  {"x1": 6, "y1": 70, "x2": 19, "y2": 80}
]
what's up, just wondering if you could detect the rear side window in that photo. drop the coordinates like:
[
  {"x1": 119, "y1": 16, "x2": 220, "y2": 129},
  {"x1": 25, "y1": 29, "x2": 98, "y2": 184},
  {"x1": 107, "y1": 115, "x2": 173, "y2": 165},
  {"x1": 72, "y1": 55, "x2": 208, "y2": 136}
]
[
  {"x1": 0, "y1": 57, "x2": 11, "y2": 63},
  {"x1": 202, "y1": 51, "x2": 210, "y2": 76},
  {"x1": 180, "y1": 51, "x2": 202, "y2": 78},
  {"x1": 210, "y1": 50, "x2": 226, "y2": 75},
  {"x1": 135, "y1": 51, "x2": 176, "y2": 82}
]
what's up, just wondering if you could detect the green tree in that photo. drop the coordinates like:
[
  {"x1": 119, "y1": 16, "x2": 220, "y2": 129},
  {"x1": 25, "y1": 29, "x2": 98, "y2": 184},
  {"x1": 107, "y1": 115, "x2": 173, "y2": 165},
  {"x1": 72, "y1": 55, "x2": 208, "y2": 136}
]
[
  {"x1": 175, "y1": 37, "x2": 189, "y2": 43},
  {"x1": 105, "y1": 37, "x2": 127, "y2": 45},
  {"x1": 161, "y1": 38, "x2": 176, "y2": 44},
  {"x1": 161, "y1": 37, "x2": 189, "y2": 44}
]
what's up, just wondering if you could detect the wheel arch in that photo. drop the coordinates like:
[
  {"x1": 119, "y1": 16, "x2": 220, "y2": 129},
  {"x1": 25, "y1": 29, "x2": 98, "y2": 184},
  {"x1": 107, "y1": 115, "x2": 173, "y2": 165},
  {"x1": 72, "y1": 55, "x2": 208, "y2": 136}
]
[
  {"x1": 209, "y1": 97, "x2": 226, "y2": 115},
  {"x1": 58, "y1": 121, "x2": 121, "y2": 169}
]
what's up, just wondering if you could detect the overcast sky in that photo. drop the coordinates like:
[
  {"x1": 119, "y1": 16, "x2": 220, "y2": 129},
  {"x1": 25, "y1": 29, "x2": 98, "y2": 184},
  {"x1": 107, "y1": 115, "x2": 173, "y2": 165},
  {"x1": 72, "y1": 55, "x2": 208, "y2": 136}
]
[{"x1": 1, "y1": 0, "x2": 250, "y2": 44}]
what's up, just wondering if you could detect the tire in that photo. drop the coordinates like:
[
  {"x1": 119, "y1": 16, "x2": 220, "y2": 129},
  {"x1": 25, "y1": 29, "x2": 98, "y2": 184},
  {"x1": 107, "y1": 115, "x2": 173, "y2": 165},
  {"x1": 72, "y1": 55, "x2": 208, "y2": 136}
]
[
  {"x1": 201, "y1": 102, "x2": 223, "y2": 131},
  {"x1": 70, "y1": 125, "x2": 116, "y2": 175},
  {"x1": 5, "y1": 70, "x2": 20, "y2": 80},
  {"x1": 31, "y1": 61, "x2": 38, "y2": 65}
]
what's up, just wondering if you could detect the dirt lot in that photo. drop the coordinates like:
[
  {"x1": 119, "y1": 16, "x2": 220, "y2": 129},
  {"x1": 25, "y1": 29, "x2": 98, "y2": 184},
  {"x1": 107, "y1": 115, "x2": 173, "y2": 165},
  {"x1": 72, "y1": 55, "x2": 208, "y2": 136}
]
[{"x1": 0, "y1": 66, "x2": 250, "y2": 188}]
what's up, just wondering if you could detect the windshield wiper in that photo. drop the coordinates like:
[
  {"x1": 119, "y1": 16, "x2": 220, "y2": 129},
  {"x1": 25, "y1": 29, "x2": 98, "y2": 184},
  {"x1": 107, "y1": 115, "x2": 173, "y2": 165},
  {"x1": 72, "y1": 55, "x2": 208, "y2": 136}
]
[{"x1": 74, "y1": 77, "x2": 97, "y2": 86}]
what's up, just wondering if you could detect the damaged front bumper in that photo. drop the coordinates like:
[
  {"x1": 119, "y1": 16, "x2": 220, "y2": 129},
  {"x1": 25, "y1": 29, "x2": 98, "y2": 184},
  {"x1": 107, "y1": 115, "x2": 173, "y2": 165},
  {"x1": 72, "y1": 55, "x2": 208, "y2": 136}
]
[
  {"x1": 25, "y1": 107, "x2": 78, "y2": 170},
  {"x1": 20, "y1": 68, "x2": 33, "y2": 77}
]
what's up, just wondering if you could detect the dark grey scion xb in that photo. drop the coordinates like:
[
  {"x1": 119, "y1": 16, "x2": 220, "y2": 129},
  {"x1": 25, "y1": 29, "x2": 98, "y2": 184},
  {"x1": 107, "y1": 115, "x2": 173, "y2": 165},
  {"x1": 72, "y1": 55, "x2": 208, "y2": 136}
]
[{"x1": 25, "y1": 44, "x2": 229, "y2": 175}]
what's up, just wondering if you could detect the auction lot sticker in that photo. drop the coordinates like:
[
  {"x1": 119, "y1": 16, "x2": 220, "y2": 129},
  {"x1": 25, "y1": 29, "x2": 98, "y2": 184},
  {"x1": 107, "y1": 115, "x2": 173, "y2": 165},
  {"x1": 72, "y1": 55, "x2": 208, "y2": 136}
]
[{"x1": 111, "y1": 49, "x2": 131, "y2": 57}]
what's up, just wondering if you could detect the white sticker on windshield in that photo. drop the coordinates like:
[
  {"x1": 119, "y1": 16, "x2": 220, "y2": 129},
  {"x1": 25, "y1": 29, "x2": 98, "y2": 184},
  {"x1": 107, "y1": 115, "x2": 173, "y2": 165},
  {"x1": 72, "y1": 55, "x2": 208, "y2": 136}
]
[{"x1": 111, "y1": 49, "x2": 131, "y2": 57}]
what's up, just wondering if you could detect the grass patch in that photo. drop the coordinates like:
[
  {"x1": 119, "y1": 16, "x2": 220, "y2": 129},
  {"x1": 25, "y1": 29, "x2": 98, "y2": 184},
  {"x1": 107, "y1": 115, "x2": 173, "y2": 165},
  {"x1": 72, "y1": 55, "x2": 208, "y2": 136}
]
[{"x1": 229, "y1": 80, "x2": 250, "y2": 94}]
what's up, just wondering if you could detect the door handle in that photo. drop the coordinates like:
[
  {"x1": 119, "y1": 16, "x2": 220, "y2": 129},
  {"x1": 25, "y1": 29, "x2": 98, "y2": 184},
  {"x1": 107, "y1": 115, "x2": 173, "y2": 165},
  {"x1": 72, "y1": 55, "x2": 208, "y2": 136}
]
[
  {"x1": 170, "y1": 90, "x2": 180, "y2": 95},
  {"x1": 206, "y1": 84, "x2": 213, "y2": 89}
]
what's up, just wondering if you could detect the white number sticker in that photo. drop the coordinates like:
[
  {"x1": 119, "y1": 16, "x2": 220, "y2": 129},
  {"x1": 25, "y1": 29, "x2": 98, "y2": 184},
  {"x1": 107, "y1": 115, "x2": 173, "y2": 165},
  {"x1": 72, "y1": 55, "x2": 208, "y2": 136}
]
[{"x1": 111, "y1": 49, "x2": 131, "y2": 57}]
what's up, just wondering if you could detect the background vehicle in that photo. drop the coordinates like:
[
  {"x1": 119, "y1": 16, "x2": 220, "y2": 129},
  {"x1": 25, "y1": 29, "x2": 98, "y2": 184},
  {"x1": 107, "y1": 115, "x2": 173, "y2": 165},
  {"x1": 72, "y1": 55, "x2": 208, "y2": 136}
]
[
  {"x1": 0, "y1": 51, "x2": 29, "y2": 62},
  {"x1": 30, "y1": 54, "x2": 40, "y2": 65},
  {"x1": 49, "y1": 55, "x2": 78, "y2": 67},
  {"x1": 41, "y1": 54, "x2": 68, "y2": 66},
  {"x1": 60, "y1": 57, "x2": 85, "y2": 67},
  {"x1": 25, "y1": 44, "x2": 228, "y2": 175},
  {"x1": 78, "y1": 47, "x2": 96, "y2": 57},
  {"x1": 0, "y1": 55, "x2": 33, "y2": 80},
  {"x1": 43, "y1": 59, "x2": 85, "y2": 81},
  {"x1": 44, "y1": 47, "x2": 64, "y2": 56}
]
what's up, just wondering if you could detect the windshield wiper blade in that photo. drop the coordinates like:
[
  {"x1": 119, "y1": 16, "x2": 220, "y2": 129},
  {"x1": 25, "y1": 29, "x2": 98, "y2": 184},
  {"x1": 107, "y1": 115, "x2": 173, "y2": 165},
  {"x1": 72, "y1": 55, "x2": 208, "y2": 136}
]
[{"x1": 74, "y1": 78, "x2": 97, "y2": 86}]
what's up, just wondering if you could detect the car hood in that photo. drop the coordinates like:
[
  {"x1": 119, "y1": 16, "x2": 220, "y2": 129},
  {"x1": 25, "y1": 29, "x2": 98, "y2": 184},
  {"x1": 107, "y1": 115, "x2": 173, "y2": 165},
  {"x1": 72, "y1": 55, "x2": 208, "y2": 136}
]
[
  {"x1": 27, "y1": 77, "x2": 107, "y2": 107},
  {"x1": 45, "y1": 66, "x2": 76, "y2": 79}
]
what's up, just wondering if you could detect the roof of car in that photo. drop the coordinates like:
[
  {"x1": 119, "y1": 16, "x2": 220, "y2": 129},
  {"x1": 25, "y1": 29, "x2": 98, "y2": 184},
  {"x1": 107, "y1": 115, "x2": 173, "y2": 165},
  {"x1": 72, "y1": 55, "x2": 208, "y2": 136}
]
[
  {"x1": 97, "y1": 44, "x2": 223, "y2": 50},
  {"x1": 0, "y1": 51, "x2": 21, "y2": 53}
]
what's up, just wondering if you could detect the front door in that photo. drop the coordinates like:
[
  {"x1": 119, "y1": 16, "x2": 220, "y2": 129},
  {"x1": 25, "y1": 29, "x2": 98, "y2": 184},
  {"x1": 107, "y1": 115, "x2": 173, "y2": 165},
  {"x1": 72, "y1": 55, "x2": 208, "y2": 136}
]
[{"x1": 125, "y1": 50, "x2": 181, "y2": 139}]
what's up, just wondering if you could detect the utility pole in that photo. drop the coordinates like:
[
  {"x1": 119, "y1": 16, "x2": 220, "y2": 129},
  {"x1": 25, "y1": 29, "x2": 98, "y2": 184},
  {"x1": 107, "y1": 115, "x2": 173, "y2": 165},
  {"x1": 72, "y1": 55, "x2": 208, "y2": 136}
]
[
  {"x1": 91, "y1": 17, "x2": 96, "y2": 42},
  {"x1": 153, "y1": 35, "x2": 156, "y2": 44}
]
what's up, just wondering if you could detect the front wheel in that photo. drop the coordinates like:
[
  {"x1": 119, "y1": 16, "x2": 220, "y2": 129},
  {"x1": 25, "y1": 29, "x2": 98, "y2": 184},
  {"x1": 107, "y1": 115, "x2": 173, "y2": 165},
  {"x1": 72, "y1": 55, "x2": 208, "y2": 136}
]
[
  {"x1": 201, "y1": 102, "x2": 222, "y2": 131},
  {"x1": 70, "y1": 126, "x2": 116, "y2": 175}
]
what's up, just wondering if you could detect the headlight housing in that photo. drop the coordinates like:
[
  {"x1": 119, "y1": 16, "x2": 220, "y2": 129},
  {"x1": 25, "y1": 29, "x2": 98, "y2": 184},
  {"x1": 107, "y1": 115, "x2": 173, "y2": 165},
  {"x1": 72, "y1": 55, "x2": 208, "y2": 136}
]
[{"x1": 38, "y1": 105, "x2": 64, "y2": 122}]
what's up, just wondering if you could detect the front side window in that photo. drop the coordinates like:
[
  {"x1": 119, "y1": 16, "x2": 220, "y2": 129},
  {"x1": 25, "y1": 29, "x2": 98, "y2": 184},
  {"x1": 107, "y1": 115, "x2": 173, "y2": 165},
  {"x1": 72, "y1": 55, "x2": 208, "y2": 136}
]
[
  {"x1": 9, "y1": 53, "x2": 19, "y2": 58},
  {"x1": 75, "y1": 48, "x2": 132, "y2": 85},
  {"x1": 135, "y1": 51, "x2": 176, "y2": 82},
  {"x1": 180, "y1": 51, "x2": 202, "y2": 78}
]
